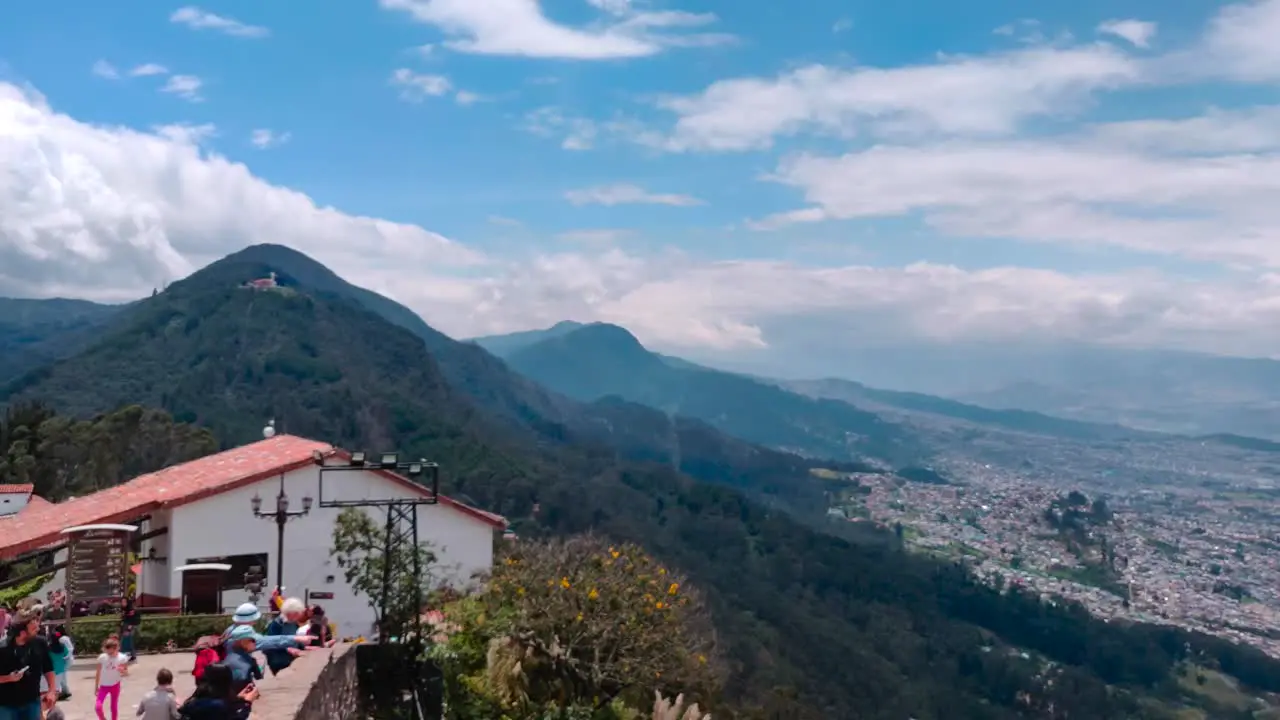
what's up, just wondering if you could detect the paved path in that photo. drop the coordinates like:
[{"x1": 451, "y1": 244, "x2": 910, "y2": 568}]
[{"x1": 55, "y1": 653, "x2": 199, "y2": 720}]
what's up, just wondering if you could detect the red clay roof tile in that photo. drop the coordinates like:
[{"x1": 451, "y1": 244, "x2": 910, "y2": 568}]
[{"x1": 0, "y1": 485, "x2": 33, "y2": 495}]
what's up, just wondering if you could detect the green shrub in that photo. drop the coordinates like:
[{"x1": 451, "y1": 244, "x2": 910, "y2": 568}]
[
  {"x1": 65, "y1": 613, "x2": 270, "y2": 656},
  {"x1": 0, "y1": 575, "x2": 53, "y2": 608}
]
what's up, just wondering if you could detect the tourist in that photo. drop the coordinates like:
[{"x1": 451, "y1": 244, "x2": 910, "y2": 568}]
[
  {"x1": 190, "y1": 637, "x2": 219, "y2": 681},
  {"x1": 0, "y1": 611, "x2": 56, "y2": 720},
  {"x1": 177, "y1": 664, "x2": 257, "y2": 720},
  {"x1": 0, "y1": 606, "x2": 10, "y2": 648},
  {"x1": 217, "y1": 604, "x2": 307, "y2": 660},
  {"x1": 303, "y1": 605, "x2": 335, "y2": 648},
  {"x1": 262, "y1": 598, "x2": 309, "y2": 675},
  {"x1": 94, "y1": 636, "x2": 128, "y2": 720},
  {"x1": 119, "y1": 598, "x2": 140, "y2": 663},
  {"x1": 221, "y1": 627, "x2": 262, "y2": 691},
  {"x1": 42, "y1": 697, "x2": 64, "y2": 720},
  {"x1": 44, "y1": 626, "x2": 72, "y2": 700},
  {"x1": 136, "y1": 668, "x2": 181, "y2": 720}
]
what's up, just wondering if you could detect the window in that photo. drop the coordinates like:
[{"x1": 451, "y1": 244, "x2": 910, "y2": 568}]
[{"x1": 186, "y1": 553, "x2": 268, "y2": 590}]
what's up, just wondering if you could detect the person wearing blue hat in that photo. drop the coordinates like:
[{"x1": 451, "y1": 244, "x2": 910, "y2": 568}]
[
  {"x1": 218, "y1": 604, "x2": 307, "y2": 656},
  {"x1": 222, "y1": 626, "x2": 263, "y2": 691}
]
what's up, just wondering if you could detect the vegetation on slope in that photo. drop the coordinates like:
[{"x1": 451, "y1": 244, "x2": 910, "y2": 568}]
[
  {"x1": 5, "y1": 252, "x2": 1280, "y2": 717},
  {"x1": 0, "y1": 297, "x2": 121, "y2": 386},
  {"x1": 0, "y1": 402, "x2": 216, "y2": 501}
]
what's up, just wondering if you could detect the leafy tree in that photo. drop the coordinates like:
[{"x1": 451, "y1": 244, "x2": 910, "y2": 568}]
[
  {"x1": 330, "y1": 507, "x2": 438, "y2": 641},
  {"x1": 0, "y1": 402, "x2": 216, "y2": 500},
  {"x1": 428, "y1": 536, "x2": 721, "y2": 719}
]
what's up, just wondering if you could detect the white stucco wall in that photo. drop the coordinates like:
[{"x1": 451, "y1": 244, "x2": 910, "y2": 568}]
[
  {"x1": 165, "y1": 465, "x2": 496, "y2": 638},
  {"x1": 0, "y1": 492, "x2": 31, "y2": 517}
]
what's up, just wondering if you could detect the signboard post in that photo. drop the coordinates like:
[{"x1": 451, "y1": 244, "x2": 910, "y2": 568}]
[{"x1": 60, "y1": 524, "x2": 137, "y2": 614}]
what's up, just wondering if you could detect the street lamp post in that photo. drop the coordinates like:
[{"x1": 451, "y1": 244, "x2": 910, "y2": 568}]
[{"x1": 251, "y1": 476, "x2": 313, "y2": 594}]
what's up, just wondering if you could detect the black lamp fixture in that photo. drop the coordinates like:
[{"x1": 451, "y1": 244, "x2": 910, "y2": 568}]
[{"x1": 250, "y1": 475, "x2": 313, "y2": 591}]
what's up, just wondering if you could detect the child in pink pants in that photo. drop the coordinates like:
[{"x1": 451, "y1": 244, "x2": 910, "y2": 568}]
[{"x1": 94, "y1": 636, "x2": 129, "y2": 720}]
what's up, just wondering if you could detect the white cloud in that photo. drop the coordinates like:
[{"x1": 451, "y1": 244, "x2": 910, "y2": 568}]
[
  {"x1": 169, "y1": 6, "x2": 269, "y2": 39},
  {"x1": 153, "y1": 122, "x2": 217, "y2": 145},
  {"x1": 454, "y1": 90, "x2": 482, "y2": 106},
  {"x1": 378, "y1": 0, "x2": 731, "y2": 59},
  {"x1": 587, "y1": 0, "x2": 632, "y2": 16},
  {"x1": 832, "y1": 18, "x2": 853, "y2": 34},
  {"x1": 565, "y1": 184, "x2": 703, "y2": 207},
  {"x1": 1193, "y1": 0, "x2": 1280, "y2": 82},
  {"x1": 130, "y1": 63, "x2": 170, "y2": 77},
  {"x1": 249, "y1": 128, "x2": 291, "y2": 149},
  {"x1": 653, "y1": 44, "x2": 1139, "y2": 151},
  {"x1": 523, "y1": 107, "x2": 600, "y2": 150},
  {"x1": 390, "y1": 68, "x2": 452, "y2": 102},
  {"x1": 1097, "y1": 19, "x2": 1157, "y2": 48},
  {"x1": 92, "y1": 61, "x2": 120, "y2": 80},
  {"x1": 1089, "y1": 106, "x2": 1280, "y2": 154},
  {"x1": 160, "y1": 75, "x2": 204, "y2": 102},
  {"x1": 0, "y1": 82, "x2": 480, "y2": 303}
]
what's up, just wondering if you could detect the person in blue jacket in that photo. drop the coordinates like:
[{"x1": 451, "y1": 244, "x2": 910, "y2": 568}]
[
  {"x1": 261, "y1": 598, "x2": 310, "y2": 676},
  {"x1": 218, "y1": 604, "x2": 307, "y2": 659}
]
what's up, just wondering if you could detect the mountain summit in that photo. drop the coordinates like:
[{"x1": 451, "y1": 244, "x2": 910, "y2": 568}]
[{"x1": 500, "y1": 322, "x2": 914, "y2": 464}]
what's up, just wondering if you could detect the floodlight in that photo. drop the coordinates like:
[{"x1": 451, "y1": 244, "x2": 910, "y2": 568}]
[
  {"x1": 379, "y1": 452, "x2": 399, "y2": 468},
  {"x1": 350, "y1": 451, "x2": 367, "y2": 466}
]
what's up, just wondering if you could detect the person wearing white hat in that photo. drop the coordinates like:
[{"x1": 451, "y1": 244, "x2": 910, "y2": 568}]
[{"x1": 217, "y1": 604, "x2": 309, "y2": 659}]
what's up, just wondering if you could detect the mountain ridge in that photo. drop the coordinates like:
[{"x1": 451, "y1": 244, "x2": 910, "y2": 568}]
[{"x1": 503, "y1": 321, "x2": 917, "y2": 465}]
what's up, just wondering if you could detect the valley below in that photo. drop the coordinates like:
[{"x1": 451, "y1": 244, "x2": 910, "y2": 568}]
[{"x1": 829, "y1": 405, "x2": 1280, "y2": 665}]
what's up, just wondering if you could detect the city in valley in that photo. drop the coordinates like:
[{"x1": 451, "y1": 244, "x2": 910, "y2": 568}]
[{"x1": 823, "y1": 410, "x2": 1280, "y2": 658}]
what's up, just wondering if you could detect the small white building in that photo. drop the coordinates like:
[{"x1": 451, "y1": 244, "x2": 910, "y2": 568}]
[
  {"x1": 0, "y1": 434, "x2": 506, "y2": 638},
  {"x1": 0, "y1": 484, "x2": 35, "y2": 518}
]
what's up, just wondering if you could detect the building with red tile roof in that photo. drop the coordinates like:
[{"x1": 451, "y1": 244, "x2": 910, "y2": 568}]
[{"x1": 0, "y1": 434, "x2": 506, "y2": 636}]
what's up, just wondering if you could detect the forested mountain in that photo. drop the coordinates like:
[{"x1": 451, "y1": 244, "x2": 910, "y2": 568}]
[
  {"x1": 500, "y1": 322, "x2": 917, "y2": 465},
  {"x1": 470, "y1": 320, "x2": 585, "y2": 357},
  {"x1": 5, "y1": 248, "x2": 1280, "y2": 717},
  {"x1": 0, "y1": 297, "x2": 121, "y2": 386}
]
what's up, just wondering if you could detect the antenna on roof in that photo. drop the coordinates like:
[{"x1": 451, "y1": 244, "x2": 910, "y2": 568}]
[{"x1": 263, "y1": 419, "x2": 276, "y2": 439}]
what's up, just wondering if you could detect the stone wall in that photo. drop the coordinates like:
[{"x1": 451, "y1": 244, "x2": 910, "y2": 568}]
[{"x1": 249, "y1": 643, "x2": 360, "y2": 719}]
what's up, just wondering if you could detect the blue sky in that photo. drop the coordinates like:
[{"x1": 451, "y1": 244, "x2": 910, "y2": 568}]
[{"x1": 2, "y1": 0, "x2": 1280, "y2": 365}]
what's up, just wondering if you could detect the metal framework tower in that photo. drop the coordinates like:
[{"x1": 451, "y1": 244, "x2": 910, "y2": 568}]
[{"x1": 313, "y1": 450, "x2": 439, "y2": 647}]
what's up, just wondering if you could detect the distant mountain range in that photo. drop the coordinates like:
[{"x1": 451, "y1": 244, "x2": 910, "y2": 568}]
[{"x1": 679, "y1": 341, "x2": 1280, "y2": 439}]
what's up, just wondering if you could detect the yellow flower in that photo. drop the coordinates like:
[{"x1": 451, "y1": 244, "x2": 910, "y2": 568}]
[
  {"x1": 610, "y1": 549, "x2": 620, "y2": 559},
  {"x1": 560, "y1": 577, "x2": 571, "y2": 589},
  {"x1": 698, "y1": 655, "x2": 707, "y2": 664},
  {"x1": 576, "y1": 612, "x2": 583, "y2": 622},
  {"x1": 655, "y1": 601, "x2": 665, "y2": 609},
  {"x1": 668, "y1": 583, "x2": 679, "y2": 596},
  {"x1": 588, "y1": 588, "x2": 599, "y2": 600},
  {"x1": 658, "y1": 567, "x2": 667, "y2": 575},
  {"x1": 516, "y1": 587, "x2": 526, "y2": 596}
]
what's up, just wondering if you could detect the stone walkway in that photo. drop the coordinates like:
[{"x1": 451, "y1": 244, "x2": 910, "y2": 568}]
[
  {"x1": 55, "y1": 653, "x2": 199, "y2": 720},
  {"x1": 53, "y1": 646, "x2": 341, "y2": 720}
]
